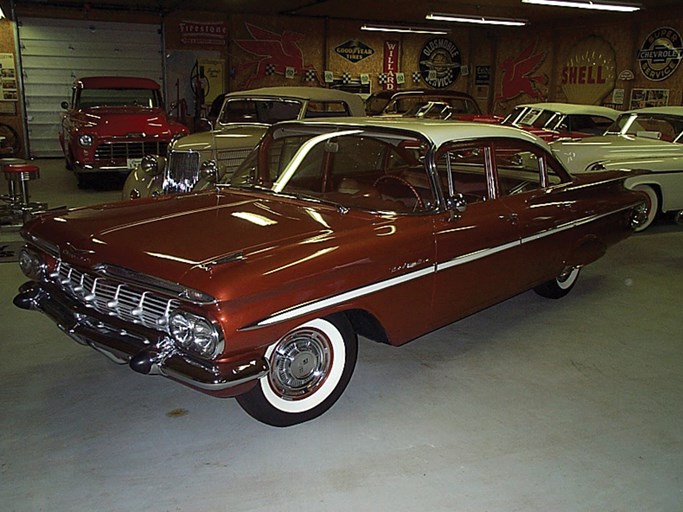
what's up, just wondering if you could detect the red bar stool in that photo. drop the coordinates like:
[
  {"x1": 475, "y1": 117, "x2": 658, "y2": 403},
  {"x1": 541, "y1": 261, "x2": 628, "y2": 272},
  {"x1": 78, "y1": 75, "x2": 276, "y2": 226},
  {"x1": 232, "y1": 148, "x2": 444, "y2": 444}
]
[
  {"x1": 0, "y1": 157, "x2": 26, "y2": 205},
  {"x1": 4, "y1": 162, "x2": 40, "y2": 209}
]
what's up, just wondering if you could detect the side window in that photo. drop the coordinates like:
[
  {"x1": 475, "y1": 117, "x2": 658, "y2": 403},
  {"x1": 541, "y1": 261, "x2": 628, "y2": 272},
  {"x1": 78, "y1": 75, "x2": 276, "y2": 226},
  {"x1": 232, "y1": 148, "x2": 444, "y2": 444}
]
[
  {"x1": 494, "y1": 140, "x2": 563, "y2": 195},
  {"x1": 543, "y1": 157, "x2": 563, "y2": 187},
  {"x1": 495, "y1": 144, "x2": 542, "y2": 195},
  {"x1": 436, "y1": 144, "x2": 490, "y2": 203}
]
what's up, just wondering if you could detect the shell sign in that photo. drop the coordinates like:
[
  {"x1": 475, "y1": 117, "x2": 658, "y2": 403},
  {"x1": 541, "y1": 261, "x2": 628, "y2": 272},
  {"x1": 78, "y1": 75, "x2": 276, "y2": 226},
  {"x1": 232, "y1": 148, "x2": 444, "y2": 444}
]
[{"x1": 561, "y1": 36, "x2": 616, "y2": 104}]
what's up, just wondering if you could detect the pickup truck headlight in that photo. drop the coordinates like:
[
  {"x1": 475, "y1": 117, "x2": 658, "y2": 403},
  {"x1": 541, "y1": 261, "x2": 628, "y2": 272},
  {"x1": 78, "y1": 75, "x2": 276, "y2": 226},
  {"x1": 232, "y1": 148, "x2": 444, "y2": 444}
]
[
  {"x1": 169, "y1": 310, "x2": 222, "y2": 358},
  {"x1": 78, "y1": 134, "x2": 94, "y2": 147}
]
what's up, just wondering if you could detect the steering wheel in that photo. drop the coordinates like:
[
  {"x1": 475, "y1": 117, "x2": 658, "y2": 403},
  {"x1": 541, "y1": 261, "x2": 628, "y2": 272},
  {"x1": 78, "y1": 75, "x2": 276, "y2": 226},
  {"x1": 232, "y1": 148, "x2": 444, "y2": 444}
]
[{"x1": 373, "y1": 175, "x2": 425, "y2": 211}]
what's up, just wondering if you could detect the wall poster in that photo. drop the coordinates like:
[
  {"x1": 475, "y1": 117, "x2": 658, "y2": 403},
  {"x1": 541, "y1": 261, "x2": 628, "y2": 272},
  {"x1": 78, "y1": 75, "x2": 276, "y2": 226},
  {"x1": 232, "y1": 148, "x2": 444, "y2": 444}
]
[
  {"x1": 630, "y1": 88, "x2": 670, "y2": 109},
  {"x1": 383, "y1": 40, "x2": 399, "y2": 91},
  {"x1": 0, "y1": 53, "x2": 18, "y2": 113}
]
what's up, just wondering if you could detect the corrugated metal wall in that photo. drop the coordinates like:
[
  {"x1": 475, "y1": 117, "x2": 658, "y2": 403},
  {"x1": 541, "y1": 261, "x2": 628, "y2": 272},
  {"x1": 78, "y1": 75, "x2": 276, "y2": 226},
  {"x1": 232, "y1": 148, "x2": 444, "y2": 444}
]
[{"x1": 18, "y1": 17, "x2": 163, "y2": 158}]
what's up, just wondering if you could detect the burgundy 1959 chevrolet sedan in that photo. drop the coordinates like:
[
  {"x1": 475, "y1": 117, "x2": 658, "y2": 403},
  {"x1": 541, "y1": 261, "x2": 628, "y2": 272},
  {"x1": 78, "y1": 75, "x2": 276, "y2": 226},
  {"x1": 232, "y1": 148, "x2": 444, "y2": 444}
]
[{"x1": 15, "y1": 118, "x2": 648, "y2": 426}]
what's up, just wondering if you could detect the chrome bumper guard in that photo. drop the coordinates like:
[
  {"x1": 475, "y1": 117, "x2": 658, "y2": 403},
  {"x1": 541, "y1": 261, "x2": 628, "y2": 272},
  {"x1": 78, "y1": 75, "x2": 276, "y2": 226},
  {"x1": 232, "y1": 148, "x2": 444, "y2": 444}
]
[{"x1": 14, "y1": 281, "x2": 268, "y2": 392}]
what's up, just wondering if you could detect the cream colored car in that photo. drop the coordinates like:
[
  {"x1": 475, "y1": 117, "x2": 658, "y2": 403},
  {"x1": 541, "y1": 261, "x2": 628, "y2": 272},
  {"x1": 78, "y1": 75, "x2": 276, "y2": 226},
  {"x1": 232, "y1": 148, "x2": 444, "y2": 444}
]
[
  {"x1": 123, "y1": 86, "x2": 366, "y2": 199},
  {"x1": 551, "y1": 107, "x2": 683, "y2": 230}
]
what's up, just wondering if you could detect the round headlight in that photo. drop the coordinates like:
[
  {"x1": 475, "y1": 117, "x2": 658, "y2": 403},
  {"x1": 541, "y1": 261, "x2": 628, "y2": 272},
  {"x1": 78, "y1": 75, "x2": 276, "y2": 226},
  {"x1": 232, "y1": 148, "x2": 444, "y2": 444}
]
[
  {"x1": 169, "y1": 311, "x2": 193, "y2": 347},
  {"x1": 78, "y1": 134, "x2": 94, "y2": 147},
  {"x1": 190, "y1": 318, "x2": 219, "y2": 357},
  {"x1": 169, "y1": 310, "x2": 221, "y2": 358},
  {"x1": 18, "y1": 248, "x2": 47, "y2": 281},
  {"x1": 140, "y1": 154, "x2": 164, "y2": 177}
]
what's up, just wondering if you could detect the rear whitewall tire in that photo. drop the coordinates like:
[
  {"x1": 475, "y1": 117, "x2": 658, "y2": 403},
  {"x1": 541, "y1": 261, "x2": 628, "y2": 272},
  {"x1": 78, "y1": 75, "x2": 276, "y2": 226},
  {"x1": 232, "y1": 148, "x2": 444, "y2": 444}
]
[
  {"x1": 632, "y1": 185, "x2": 658, "y2": 232},
  {"x1": 534, "y1": 266, "x2": 581, "y2": 299}
]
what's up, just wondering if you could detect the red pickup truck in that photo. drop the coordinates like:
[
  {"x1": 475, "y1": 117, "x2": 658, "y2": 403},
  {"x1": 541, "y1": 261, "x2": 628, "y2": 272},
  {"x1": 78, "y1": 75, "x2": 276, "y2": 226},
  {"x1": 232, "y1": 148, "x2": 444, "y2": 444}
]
[{"x1": 59, "y1": 76, "x2": 188, "y2": 187}]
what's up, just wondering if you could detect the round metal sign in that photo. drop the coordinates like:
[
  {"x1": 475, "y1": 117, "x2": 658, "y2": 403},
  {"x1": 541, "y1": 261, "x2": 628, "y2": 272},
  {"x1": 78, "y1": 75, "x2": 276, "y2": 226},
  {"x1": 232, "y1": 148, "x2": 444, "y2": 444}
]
[
  {"x1": 638, "y1": 27, "x2": 683, "y2": 81},
  {"x1": 419, "y1": 38, "x2": 461, "y2": 89}
]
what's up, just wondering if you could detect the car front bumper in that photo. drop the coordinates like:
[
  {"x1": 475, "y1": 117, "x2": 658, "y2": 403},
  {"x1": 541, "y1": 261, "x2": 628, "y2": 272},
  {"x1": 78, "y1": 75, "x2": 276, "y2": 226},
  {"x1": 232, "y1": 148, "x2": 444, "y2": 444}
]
[{"x1": 14, "y1": 281, "x2": 268, "y2": 394}]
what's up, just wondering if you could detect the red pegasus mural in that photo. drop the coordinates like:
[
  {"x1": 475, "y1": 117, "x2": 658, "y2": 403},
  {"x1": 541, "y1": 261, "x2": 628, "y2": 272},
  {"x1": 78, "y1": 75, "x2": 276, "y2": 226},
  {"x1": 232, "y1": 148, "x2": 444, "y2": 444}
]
[
  {"x1": 497, "y1": 41, "x2": 547, "y2": 104},
  {"x1": 234, "y1": 23, "x2": 319, "y2": 87}
]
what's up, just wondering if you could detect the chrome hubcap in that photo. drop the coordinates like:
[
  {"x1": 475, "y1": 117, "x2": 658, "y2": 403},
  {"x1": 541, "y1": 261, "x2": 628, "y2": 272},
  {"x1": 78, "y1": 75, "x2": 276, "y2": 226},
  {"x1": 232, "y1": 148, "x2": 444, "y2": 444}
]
[{"x1": 269, "y1": 328, "x2": 332, "y2": 400}]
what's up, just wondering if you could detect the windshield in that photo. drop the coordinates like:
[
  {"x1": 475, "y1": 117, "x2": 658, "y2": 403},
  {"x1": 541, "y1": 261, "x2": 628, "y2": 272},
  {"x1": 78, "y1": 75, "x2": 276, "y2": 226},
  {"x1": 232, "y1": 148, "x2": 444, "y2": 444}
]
[
  {"x1": 224, "y1": 127, "x2": 433, "y2": 213},
  {"x1": 376, "y1": 95, "x2": 478, "y2": 116},
  {"x1": 219, "y1": 98, "x2": 303, "y2": 125},
  {"x1": 503, "y1": 107, "x2": 557, "y2": 129},
  {"x1": 606, "y1": 112, "x2": 683, "y2": 142},
  {"x1": 77, "y1": 88, "x2": 159, "y2": 108}
]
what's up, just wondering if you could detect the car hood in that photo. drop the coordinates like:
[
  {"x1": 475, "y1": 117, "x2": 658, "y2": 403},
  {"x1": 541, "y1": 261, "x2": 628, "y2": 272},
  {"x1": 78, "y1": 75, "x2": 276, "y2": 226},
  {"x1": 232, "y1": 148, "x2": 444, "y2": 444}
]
[
  {"x1": 551, "y1": 134, "x2": 683, "y2": 172},
  {"x1": 75, "y1": 106, "x2": 180, "y2": 135},
  {"x1": 171, "y1": 125, "x2": 268, "y2": 152},
  {"x1": 25, "y1": 189, "x2": 370, "y2": 295}
]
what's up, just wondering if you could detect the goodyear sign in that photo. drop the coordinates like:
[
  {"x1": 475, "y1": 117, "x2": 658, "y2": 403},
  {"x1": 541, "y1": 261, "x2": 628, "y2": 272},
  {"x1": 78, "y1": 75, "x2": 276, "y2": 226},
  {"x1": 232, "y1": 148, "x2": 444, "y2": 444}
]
[
  {"x1": 638, "y1": 27, "x2": 683, "y2": 81},
  {"x1": 335, "y1": 40, "x2": 375, "y2": 63}
]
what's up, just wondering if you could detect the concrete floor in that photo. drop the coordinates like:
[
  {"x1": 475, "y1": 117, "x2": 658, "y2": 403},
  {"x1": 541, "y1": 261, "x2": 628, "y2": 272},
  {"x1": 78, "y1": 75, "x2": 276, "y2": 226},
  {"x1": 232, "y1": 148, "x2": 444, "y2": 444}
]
[{"x1": 1, "y1": 159, "x2": 682, "y2": 512}]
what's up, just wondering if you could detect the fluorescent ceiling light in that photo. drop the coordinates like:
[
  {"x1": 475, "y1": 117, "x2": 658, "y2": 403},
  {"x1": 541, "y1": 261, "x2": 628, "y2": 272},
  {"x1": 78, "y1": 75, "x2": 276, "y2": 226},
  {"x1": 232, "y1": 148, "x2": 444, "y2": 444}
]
[
  {"x1": 426, "y1": 13, "x2": 528, "y2": 26},
  {"x1": 361, "y1": 24, "x2": 450, "y2": 35},
  {"x1": 521, "y1": 0, "x2": 641, "y2": 12}
]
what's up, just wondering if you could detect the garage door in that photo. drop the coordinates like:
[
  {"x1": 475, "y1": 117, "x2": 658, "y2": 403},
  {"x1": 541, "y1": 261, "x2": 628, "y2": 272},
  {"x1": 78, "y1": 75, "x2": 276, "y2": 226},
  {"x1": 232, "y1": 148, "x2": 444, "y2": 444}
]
[{"x1": 18, "y1": 17, "x2": 164, "y2": 158}]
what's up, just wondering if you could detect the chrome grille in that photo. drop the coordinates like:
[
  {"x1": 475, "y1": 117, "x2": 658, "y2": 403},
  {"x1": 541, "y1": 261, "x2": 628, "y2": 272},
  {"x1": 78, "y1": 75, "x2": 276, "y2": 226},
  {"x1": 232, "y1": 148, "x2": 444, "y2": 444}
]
[
  {"x1": 164, "y1": 148, "x2": 252, "y2": 194},
  {"x1": 94, "y1": 141, "x2": 169, "y2": 160},
  {"x1": 164, "y1": 151, "x2": 200, "y2": 193},
  {"x1": 52, "y1": 259, "x2": 180, "y2": 331}
]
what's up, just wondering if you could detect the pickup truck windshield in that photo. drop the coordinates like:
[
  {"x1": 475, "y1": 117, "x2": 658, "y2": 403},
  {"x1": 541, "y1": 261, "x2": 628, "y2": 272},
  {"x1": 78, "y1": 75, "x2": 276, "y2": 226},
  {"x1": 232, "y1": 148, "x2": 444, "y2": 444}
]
[{"x1": 78, "y1": 88, "x2": 159, "y2": 109}]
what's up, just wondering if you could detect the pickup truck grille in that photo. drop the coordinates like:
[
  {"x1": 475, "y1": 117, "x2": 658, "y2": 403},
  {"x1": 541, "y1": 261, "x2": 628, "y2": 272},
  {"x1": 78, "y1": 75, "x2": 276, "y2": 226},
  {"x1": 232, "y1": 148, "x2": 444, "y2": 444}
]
[
  {"x1": 163, "y1": 148, "x2": 251, "y2": 193},
  {"x1": 94, "y1": 141, "x2": 169, "y2": 160},
  {"x1": 51, "y1": 259, "x2": 180, "y2": 331}
]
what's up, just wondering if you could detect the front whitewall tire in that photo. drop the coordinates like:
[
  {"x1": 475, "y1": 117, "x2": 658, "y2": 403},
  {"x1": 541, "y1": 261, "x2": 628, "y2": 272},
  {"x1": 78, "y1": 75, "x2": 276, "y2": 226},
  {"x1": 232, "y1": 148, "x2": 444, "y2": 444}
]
[
  {"x1": 260, "y1": 318, "x2": 346, "y2": 414},
  {"x1": 236, "y1": 313, "x2": 357, "y2": 427}
]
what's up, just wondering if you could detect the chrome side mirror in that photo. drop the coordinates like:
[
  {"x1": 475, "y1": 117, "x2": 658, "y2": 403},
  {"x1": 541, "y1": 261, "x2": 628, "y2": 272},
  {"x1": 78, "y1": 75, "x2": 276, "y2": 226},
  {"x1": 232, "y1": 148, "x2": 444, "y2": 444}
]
[{"x1": 200, "y1": 160, "x2": 219, "y2": 183}]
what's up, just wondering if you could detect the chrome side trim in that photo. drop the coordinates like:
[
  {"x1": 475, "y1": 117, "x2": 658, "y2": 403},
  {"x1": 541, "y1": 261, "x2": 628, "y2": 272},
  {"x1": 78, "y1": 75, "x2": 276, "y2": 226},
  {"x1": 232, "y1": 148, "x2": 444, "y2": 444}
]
[
  {"x1": 253, "y1": 266, "x2": 435, "y2": 327},
  {"x1": 251, "y1": 205, "x2": 635, "y2": 328}
]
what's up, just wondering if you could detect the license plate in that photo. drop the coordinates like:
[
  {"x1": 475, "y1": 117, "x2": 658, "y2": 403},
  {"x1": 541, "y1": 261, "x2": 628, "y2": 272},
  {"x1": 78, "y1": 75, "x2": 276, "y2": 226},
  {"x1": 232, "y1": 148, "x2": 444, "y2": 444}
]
[{"x1": 127, "y1": 158, "x2": 142, "y2": 169}]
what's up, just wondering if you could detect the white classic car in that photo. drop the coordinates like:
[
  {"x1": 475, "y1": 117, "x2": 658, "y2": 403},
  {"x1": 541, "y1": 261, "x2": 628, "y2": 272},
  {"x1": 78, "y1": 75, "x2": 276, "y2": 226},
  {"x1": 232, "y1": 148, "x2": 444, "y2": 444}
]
[
  {"x1": 551, "y1": 106, "x2": 683, "y2": 230},
  {"x1": 502, "y1": 102, "x2": 619, "y2": 141}
]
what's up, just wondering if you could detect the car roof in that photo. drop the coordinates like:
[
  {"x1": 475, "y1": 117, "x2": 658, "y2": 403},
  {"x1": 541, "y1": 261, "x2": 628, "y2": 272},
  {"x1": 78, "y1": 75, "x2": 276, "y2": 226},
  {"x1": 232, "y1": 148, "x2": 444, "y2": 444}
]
[
  {"x1": 76, "y1": 76, "x2": 160, "y2": 89},
  {"x1": 276, "y1": 116, "x2": 552, "y2": 150},
  {"x1": 513, "y1": 102, "x2": 619, "y2": 118},
  {"x1": 225, "y1": 86, "x2": 365, "y2": 115},
  {"x1": 625, "y1": 106, "x2": 683, "y2": 116}
]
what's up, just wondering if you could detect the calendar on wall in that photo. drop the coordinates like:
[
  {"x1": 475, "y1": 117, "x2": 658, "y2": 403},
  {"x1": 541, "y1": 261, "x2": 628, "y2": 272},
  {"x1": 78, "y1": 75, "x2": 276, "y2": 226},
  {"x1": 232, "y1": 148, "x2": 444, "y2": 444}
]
[
  {"x1": 630, "y1": 88, "x2": 670, "y2": 109},
  {"x1": 0, "y1": 53, "x2": 18, "y2": 114}
]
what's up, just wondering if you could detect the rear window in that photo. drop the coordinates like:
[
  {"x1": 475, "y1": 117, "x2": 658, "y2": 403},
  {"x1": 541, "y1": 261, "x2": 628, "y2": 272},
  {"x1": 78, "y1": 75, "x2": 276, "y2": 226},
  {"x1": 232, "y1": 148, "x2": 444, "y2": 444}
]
[
  {"x1": 220, "y1": 99, "x2": 302, "y2": 124},
  {"x1": 304, "y1": 101, "x2": 351, "y2": 118}
]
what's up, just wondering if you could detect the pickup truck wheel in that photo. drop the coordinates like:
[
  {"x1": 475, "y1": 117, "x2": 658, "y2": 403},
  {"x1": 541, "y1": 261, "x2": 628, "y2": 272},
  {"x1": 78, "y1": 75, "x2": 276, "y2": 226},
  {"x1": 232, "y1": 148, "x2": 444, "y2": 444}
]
[
  {"x1": 632, "y1": 185, "x2": 658, "y2": 232},
  {"x1": 236, "y1": 314, "x2": 357, "y2": 427},
  {"x1": 534, "y1": 266, "x2": 580, "y2": 299}
]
